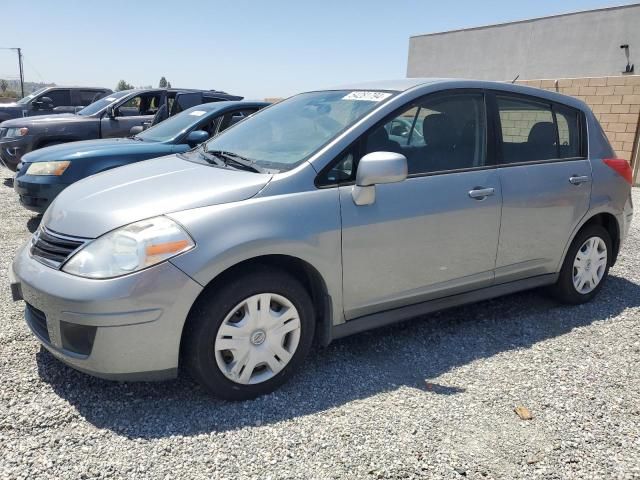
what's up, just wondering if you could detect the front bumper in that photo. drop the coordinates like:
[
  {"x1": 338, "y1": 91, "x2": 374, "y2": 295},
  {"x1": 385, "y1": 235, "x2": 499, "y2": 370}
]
[
  {"x1": 0, "y1": 137, "x2": 32, "y2": 170},
  {"x1": 14, "y1": 170, "x2": 69, "y2": 213},
  {"x1": 10, "y1": 241, "x2": 203, "y2": 381}
]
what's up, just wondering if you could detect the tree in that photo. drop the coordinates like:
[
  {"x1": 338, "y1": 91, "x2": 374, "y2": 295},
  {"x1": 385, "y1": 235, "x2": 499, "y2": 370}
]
[
  {"x1": 159, "y1": 76, "x2": 168, "y2": 88},
  {"x1": 167, "y1": 81, "x2": 172, "y2": 88},
  {"x1": 116, "y1": 80, "x2": 134, "y2": 91},
  {"x1": 0, "y1": 79, "x2": 7, "y2": 94}
]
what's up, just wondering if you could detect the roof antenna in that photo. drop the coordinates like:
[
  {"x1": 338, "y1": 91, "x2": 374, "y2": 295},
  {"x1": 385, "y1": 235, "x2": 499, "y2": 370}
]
[{"x1": 511, "y1": 74, "x2": 520, "y2": 84}]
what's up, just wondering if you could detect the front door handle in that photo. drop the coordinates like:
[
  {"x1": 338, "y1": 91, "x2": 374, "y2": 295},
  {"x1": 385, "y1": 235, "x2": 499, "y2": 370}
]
[
  {"x1": 569, "y1": 175, "x2": 590, "y2": 185},
  {"x1": 468, "y1": 187, "x2": 495, "y2": 199}
]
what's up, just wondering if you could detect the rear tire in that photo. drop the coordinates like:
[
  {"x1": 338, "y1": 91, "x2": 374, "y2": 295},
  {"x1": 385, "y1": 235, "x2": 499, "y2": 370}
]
[
  {"x1": 182, "y1": 267, "x2": 315, "y2": 400},
  {"x1": 550, "y1": 225, "x2": 611, "y2": 304}
]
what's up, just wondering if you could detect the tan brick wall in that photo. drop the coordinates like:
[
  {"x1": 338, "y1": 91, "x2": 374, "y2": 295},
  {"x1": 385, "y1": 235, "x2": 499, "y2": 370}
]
[{"x1": 517, "y1": 75, "x2": 640, "y2": 182}]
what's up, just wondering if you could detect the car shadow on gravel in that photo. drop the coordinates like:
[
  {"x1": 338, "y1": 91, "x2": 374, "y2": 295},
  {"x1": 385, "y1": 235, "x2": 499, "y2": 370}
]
[
  {"x1": 35, "y1": 274, "x2": 640, "y2": 439},
  {"x1": 3, "y1": 177, "x2": 13, "y2": 188}
]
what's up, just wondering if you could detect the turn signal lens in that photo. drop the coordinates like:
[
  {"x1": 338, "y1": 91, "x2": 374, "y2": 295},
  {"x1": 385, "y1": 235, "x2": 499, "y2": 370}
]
[{"x1": 26, "y1": 161, "x2": 71, "y2": 176}]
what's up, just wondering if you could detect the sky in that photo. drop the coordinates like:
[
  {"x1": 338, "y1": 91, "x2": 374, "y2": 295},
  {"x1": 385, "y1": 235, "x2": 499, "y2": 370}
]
[{"x1": 0, "y1": 0, "x2": 637, "y2": 99}]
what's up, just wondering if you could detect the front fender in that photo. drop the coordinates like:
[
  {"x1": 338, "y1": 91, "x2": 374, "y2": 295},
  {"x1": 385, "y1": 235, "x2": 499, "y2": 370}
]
[{"x1": 167, "y1": 187, "x2": 345, "y2": 325}]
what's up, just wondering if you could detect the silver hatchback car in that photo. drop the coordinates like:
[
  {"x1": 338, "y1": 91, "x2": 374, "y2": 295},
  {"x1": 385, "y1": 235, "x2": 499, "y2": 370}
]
[{"x1": 10, "y1": 79, "x2": 634, "y2": 400}]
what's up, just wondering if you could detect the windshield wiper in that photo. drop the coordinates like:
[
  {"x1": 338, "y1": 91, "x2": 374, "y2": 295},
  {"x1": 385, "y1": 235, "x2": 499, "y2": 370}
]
[
  {"x1": 195, "y1": 146, "x2": 226, "y2": 167},
  {"x1": 204, "y1": 148, "x2": 266, "y2": 173}
]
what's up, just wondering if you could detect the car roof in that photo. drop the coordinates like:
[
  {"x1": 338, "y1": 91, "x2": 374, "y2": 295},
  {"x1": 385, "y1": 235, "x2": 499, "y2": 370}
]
[
  {"x1": 181, "y1": 100, "x2": 270, "y2": 114},
  {"x1": 329, "y1": 78, "x2": 590, "y2": 112},
  {"x1": 42, "y1": 86, "x2": 111, "y2": 90},
  {"x1": 119, "y1": 87, "x2": 236, "y2": 94}
]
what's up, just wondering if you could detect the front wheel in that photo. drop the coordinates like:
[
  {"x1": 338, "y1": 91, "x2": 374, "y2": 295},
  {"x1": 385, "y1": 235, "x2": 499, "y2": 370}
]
[
  {"x1": 550, "y1": 225, "x2": 612, "y2": 304},
  {"x1": 183, "y1": 268, "x2": 315, "y2": 400}
]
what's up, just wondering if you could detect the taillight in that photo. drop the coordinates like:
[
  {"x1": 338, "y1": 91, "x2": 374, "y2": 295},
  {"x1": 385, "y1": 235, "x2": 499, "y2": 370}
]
[{"x1": 603, "y1": 158, "x2": 633, "y2": 184}]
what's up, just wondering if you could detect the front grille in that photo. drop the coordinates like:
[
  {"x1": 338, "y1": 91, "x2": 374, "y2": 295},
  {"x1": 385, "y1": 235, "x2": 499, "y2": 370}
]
[
  {"x1": 25, "y1": 303, "x2": 50, "y2": 343},
  {"x1": 30, "y1": 227, "x2": 90, "y2": 269}
]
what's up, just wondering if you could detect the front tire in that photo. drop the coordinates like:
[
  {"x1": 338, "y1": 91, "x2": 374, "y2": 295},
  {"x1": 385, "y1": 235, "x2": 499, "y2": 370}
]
[
  {"x1": 183, "y1": 268, "x2": 315, "y2": 400},
  {"x1": 551, "y1": 225, "x2": 612, "y2": 304}
]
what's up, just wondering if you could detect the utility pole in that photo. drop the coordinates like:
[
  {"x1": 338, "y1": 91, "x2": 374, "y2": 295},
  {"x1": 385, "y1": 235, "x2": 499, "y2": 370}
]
[
  {"x1": 0, "y1": 47, "x2": 25, "y2": 98},
  {"x1": 17, "y1": 48, "x2": 24, "y2": 98}
]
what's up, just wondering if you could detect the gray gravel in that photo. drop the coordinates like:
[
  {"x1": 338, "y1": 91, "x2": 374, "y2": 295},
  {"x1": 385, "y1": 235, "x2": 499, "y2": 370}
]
[{"x1": 1, "y1": 167, "x2": 639, "y2": 479}]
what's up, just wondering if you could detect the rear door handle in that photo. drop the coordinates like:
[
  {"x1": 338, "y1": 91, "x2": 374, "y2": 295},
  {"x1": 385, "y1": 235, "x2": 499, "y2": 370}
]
[
  {"x1": 569, "y1": 175, "x2": 590, "y2": 185},
  {"x1": 468, "y1": 187, "x2": 495, "y2": 199}
]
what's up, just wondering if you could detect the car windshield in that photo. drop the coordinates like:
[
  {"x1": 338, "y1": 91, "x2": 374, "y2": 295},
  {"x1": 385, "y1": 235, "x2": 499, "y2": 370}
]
[
  {"x1": 196, "y1": 90, "x2": 395, "y2": 172},
  {"x1": 76, "y1": 91, "x2": 130, "y2": 116},
  {"x1": 16, "y1": 87, "x2": 48, "y2": 105},
  {"x1": 136, "y1": 106, "x2": 214, "y2": 143}
]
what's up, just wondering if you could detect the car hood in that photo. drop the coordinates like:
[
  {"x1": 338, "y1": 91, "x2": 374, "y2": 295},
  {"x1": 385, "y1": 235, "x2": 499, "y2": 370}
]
[
  {"x1": 0, "y1": 103, "x2": 20, "y2": 109},
  {"x1": 0, "y1": 113, "x2": 81, "y2": 128},
  {"x1": 42, "y1": 154, "x2": 272, "y2": 238},
  {"x1": 22, "y1": 137, "x2": 165, "y2": 163}
]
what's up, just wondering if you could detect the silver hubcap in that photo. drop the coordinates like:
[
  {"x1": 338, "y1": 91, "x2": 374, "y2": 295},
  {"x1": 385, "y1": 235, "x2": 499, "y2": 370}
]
[
  {"x1": 573, "y1": 236, "x2": 607, "y2": 294},
  {"x1": 214, "y1": 293, "x2": 301, "y2": 385}
]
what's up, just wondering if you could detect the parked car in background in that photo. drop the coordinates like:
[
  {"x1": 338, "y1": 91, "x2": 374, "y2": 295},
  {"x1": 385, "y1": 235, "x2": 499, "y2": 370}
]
[
  {"x1": 14, "y1": 101, "x2": 269, "y2": 213},
  {"x1": 10, "y1": 79, "x2": 633, "y2": 400},
  {"x1": 0, "y1": 88, "x2": 242, "y2": 170},
  {"x1": 0, "y1": 86, "x2": 112, "y2": 122}
]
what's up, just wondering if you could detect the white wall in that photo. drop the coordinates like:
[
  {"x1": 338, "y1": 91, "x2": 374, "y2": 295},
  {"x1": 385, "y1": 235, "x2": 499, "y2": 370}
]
[{"x1": 407, "y1": 4, "x2": 640, "y2": 81}]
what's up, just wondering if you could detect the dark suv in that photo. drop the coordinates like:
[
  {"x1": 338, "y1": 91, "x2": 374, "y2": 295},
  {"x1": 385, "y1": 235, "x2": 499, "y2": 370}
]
[
  {"x1": 0, "y1": 86, "x2": 112, "y2": 122},
  {"x1": 0, "y1": 88, "x2": 242, "y2": 170}
]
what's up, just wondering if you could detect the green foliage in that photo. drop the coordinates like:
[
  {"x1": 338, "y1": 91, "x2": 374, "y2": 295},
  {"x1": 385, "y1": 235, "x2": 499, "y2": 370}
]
[
  {"x1": 0, "y1": 79, "x2": 7, "y2": 93},
  {"x1": 159, "y1": 76, "x2": 168, "y2": 88},
  {"x1": 116, "y1": 80, "x2": 134, "y2": 91}
]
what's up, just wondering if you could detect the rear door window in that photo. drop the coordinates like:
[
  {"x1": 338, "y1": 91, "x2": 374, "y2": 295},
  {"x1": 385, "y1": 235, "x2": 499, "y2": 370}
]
[
  {"x1": 217, "y1": 108, "x2": 260, "y2": 133},
  {"x1": 496, "y1": 96, "x2": 556, "y2": 163},
  {"x1": 77, "y1": 90, "x2": 104, "y2": 106}
]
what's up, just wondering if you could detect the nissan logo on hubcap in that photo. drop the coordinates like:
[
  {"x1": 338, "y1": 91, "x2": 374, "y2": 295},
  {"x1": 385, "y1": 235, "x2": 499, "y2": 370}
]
[{"x1": 250, "y1": 329, "x2": 266, "y2": 345}]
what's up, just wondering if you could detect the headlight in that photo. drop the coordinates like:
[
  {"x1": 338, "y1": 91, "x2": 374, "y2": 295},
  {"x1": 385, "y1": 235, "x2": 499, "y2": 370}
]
[
  {"x1": 26, "y1": 161, "x2": 70, "y2": 176},
  {"x1": 62, "y1": 216, "x2": 195, "y2": 279},
  {"x1": 5, "y1": 127, "x2": 28, "y2": 137}
]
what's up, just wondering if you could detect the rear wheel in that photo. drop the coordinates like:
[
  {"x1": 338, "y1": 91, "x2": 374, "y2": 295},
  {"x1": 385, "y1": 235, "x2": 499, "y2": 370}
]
[
  {"x1": 551, "y1": 225, "x2": 611, "y2": 304},
  {"x1": 183, "y1": 268, "x2": 315, "y2": 400}
]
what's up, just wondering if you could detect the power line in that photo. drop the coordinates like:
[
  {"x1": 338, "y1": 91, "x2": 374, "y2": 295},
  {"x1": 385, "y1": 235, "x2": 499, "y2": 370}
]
[{"x1": 21, "y1": 54, "x2": 45, "y2": 82}]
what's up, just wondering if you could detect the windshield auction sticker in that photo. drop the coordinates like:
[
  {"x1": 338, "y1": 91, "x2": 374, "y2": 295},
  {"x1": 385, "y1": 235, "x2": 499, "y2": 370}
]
[
  {"x1": 189, "y1": 110, "x2": 207, "y2": 116},
  {"x1": 342, "y1": 91, "x2": 392, "y2": 102}
]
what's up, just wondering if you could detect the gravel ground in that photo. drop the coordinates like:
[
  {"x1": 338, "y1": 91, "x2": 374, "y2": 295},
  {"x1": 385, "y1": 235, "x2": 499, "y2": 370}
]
[{"x1": 1, "y1": 167, "x2": 639, "y2": 480}]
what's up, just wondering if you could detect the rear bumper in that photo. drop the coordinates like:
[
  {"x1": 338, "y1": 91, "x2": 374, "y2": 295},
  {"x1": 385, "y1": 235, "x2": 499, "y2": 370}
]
[
  {"x1": 10, "y1": 241, "x2": 203, "y2": 381},
  {"x1": 13, "y1": 172, "x2": 69, "y2": 213}
]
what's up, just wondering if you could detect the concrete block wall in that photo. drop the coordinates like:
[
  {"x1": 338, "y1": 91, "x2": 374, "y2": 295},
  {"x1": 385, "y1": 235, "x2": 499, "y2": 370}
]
[{"x1": 516, "y1": 75, "x2": 640, "y2": 182}]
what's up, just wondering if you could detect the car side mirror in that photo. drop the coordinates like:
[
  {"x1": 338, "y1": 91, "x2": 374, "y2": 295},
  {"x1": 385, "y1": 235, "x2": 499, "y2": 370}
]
[
  {"x1": 106, "y1": 106, "x2": 117, "y2": 119},
  {"x1": 352, "y1": 151, "x2": 407, "y2": 206},
  {"x1": 33, "y1": 97, "x2": 53, "y2": 110},
  {"x1": 185, "y1": 130, "x2": 210, "y2": 146},
  {"x1": 129, "y1": 126, "x2": 143, "y2": 135}
]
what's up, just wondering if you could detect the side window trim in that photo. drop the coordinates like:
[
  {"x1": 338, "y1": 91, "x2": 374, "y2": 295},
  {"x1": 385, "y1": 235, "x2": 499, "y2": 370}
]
[
  {"x1": 490, "y1": 89, "x2": 587, "y2": 167},
  {"x1": 315, "y1": 88, "x2": 494, "y2": 188}
]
